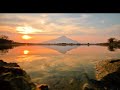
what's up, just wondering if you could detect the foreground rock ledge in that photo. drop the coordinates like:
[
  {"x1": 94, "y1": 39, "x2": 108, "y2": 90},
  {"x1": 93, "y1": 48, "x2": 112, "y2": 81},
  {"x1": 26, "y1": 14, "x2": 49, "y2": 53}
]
[
  {"x1": 0, "y1": 60, "x2": 49, "y2": 90},
  {"x1": 90, "y1": 59, "x2": 120, "y2": 90}
]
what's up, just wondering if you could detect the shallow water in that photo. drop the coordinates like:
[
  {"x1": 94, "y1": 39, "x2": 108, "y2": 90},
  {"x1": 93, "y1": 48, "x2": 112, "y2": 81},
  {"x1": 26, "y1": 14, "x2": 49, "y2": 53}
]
[{"x1": 0, "y1": 45, "x2": 120, "y2": 90}]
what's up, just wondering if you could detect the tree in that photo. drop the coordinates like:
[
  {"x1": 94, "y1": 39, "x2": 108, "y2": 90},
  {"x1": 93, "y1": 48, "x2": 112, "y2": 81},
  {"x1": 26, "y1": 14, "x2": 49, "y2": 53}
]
[
  {"x1": 0, "y1": 35, "x2": 13, "y2": 44},
  {"x1": 0, "y1": 35, "x2": 8, "y2": 40},
  {"x1": 108, "y1": 38, "x2": 116, "y2": 43}
]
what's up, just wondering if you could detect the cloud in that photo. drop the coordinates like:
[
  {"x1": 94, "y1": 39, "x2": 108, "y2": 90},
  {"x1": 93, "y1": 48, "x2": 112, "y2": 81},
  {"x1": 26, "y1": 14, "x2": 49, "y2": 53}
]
[
  {"x1": 104, "y1": 25, "x2": 120, "y2": 36},
  {"x1": 16, "y1": 26, "x2": 43, "y2": 34},
  {"x1": 100, "y1": 20, "x2": 105, "y2": 24},
  {"x1": 52, "y1": 14, "x2": 91, "y2": 25},
  {"x1": 0, "y1": 14, "x2": 120, "y2": 38},
  {"x1": 0, "y1": 25, "x2": 16, "y2": 32},
  {"x1": 0, "y1": 14, "x2": 49, "y2": 27}
]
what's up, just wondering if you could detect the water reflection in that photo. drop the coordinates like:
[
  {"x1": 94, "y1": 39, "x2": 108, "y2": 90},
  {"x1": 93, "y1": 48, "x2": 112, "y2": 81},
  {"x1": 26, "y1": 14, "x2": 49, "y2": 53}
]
[
  {"x1": 44, "y1": 45, "x2": 80, "y2": 54},
  {"x1": 108, "y1": 46, "x2": 115, "y2": 51},
  {"x1": 107, "y1": 45, "x2": 120, "y2": 51},
  {"x1": 0, "y1": 45, "x2": 120, "y2": 90},
  {"x1": 0, "y1": 45, "x2": 14, "y2": 55},
  {"x1": 23, "y1": 50, "x2": 29, "y2": 54},
  {"x1": 0, "y1": 49, "x2": 8, "y2": 55},
  {"x1": 0, "y1": 45, "x2": 120, "y2": 55}
]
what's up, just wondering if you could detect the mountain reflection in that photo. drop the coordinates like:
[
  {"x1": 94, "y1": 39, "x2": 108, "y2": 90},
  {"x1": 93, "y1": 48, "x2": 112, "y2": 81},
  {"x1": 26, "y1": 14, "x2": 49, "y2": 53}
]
[
  {"x1": 43, "y1": 45, "x2": 80, "y2": 54},
  {"x1": 0, "y1": 44, "x2": 120, "y2": 55}
]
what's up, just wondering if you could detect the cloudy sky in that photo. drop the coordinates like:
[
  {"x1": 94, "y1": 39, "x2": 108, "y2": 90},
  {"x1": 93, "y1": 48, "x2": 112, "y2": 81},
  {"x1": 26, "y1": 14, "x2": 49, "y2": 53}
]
[{"x1": 0, "y1": 13, "x2": 120, "y2": 43}]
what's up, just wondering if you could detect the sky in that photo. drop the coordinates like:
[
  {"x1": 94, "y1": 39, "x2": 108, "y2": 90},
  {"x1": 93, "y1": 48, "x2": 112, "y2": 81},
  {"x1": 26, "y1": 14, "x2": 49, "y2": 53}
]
[{"x1": 0, "y1": 13, "x2": 120, "y2": 43}]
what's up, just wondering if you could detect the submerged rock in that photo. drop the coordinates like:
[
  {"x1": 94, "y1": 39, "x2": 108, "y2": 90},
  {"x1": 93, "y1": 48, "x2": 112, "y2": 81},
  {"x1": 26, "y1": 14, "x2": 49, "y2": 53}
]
[
  {"x1": 79, "y1": 59, "x2": 120, "y2": 90},
  {"x1": 38, "y1": 84, "x2": 49, "y2": 90},
  {"x1": 0, "y1": 60, "x2": 36, "y2": 90},
  {"x1": 96, "y1": 59, "x2": 120, "y2": 80},
  {"x1": 89, "y1": 59, "x2": 120, "y2": 90}
]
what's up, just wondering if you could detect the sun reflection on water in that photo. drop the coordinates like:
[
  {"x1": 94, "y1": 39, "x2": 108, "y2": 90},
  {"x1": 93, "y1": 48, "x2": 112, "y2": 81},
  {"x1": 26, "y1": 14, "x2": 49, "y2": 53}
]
[{"x1": 23, "y1": 50, "x2": 29, "y2": 54}]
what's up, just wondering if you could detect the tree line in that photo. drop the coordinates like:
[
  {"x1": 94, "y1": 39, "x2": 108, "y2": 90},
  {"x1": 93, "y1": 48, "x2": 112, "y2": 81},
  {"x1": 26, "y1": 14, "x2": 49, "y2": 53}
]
[
  {"x1": 0, "y1": 35, "x2": 14, "y2": 44},
  {"x1": 108, "y1": 38, "x2": 120, "y2": 44},
  {"x1": 0, "y1": 35, "x2": 120, "y2": 45}
]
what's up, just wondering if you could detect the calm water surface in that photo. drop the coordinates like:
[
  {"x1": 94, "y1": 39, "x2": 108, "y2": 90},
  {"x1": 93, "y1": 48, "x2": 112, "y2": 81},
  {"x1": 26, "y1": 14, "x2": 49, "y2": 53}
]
[{"x1": 0, "y1": 45, "x2": 120, "y2": 90}]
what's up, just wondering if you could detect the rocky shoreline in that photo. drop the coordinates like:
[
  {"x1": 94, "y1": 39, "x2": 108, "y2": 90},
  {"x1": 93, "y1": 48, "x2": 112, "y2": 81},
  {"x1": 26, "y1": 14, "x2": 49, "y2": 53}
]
[
  {"x1": 0, "y1": 60, "x2": 48, "y2": 90},
  {"x1": 87, "y1": 59, "x2": 120, "y2": 90}
]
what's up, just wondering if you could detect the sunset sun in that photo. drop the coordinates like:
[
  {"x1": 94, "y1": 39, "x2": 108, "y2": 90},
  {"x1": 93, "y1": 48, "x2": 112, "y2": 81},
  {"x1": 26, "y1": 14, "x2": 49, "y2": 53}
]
[{"x1": 22, "y1": 35, "x2": 32, "y2": 40}]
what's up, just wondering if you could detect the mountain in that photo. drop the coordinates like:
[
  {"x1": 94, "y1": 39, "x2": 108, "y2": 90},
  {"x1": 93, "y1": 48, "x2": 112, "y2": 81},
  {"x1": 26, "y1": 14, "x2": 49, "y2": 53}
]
[{"x1": 43, "y1": 36, "x2": 79, "y2": 44}]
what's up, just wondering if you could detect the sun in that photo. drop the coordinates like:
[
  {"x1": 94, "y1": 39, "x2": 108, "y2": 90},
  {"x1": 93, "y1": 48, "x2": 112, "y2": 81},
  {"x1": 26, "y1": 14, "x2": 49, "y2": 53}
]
[{"x1": 22, "y1": 35, "x2": 32, "y2": 40}]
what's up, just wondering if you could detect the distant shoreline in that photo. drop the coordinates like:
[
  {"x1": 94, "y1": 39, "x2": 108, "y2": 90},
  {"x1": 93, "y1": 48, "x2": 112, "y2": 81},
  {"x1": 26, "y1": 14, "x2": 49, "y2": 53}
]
[
  {"x1": 0, "y1": 42, "x2": 119, "y2": 47},
  {"x1": 0, "y1": 43, "x2": 98, "y2": 46}
]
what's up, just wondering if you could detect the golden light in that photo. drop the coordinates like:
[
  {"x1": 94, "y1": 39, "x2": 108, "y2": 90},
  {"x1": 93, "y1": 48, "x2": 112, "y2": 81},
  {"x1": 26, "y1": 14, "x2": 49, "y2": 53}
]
[
  {"x1": 23, "y1": 50, "x2": 29, "y2": 54},
  {"x1": 16, "y1": 26, "x2": 35, "y2": 34},
  {"x1": 40, "y1": 20, "x2": 45, "y2": 24},
  {"x1": 16, "y1": 26, "x2": 43, "y2": 34},
  {"x1": 22, "y1": 35, "x2": 32, "y2": 40}
]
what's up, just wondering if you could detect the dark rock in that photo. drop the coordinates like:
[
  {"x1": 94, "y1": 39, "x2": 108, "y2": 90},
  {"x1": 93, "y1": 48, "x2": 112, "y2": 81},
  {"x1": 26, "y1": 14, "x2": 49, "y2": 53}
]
[
  {"x1": 88, "y1": 59, "x2": 120, "y2": 90},
  {"x1": 0, "y1": 60, "x2": 19, "y2": 67},
  {"x1": 0, "y1": 80, "x2": 12, "y2": 90},
  {"x1": 109, "y1": 59, "x2": 120, "y2": 63},
  {"x1": 10, "y1": 77, "x2": 36, "y2": 90},
  {"x1": 0, "y1": 60, "x2": 7, "y2": 66},
  {"x1": 6, "y1": 62, "x2": 20, "y2": 67},
  {"x1": 82, "y1": 83, "x2": 94, "y2": 90},
  {"x1": 38, "y1": 84, "x2": 49, "y2": 90},
  {"x1": 0, "y1": 60, "x2": 36, "y2": 90},
  {"x1": 96, "y1": 59, "x2": 120, "y2": 80}
]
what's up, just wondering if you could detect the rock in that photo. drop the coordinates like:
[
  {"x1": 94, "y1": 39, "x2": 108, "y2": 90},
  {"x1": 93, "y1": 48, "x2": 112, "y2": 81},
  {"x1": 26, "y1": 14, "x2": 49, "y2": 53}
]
[
  {"x1": 82, "y1": 83, "x2": 94, "y2": 90},
  {"x1": 0, "y1": 60, "x2": 19, "y2": 67},
  {"x1": 69, "y1": 79, "x2": 74, "y2": 85},
  {"x1": 0, "y1": 60, "x2": 36, "y2": 90},
  {"x1": 89, "y1": 59, "x2": 120, "y2": 90},
  {"x1": 96, "y1": 59, "x2": 120, "y2": 80},
  {"x1": 37, "y1": 84, "x2": 49, "y2": 90},
  {"x1": 0, "y1": 60, "x2": 7, "y2": 66},
  {"x1": 10, "y1": 77, "x2": 35, "y2": 90},
  {"x1": 0, "y1": 60, "x2": 49, "y2": 90},
  {"x1": 109, "y1": 59, "x2": 120, "y2": 63},
  {"x1": 6, "y1": 62, "x2": 20, "y2": 67},
  {"x1": 0, "y1": 80, "x2": 12, "y2": 90}
]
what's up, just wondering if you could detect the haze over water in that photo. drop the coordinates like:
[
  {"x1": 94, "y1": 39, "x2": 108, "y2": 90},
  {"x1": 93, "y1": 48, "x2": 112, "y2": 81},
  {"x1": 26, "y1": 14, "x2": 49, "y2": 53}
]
[{"x1": 0, "y1": 45, "x2": 120, "y2": 89}]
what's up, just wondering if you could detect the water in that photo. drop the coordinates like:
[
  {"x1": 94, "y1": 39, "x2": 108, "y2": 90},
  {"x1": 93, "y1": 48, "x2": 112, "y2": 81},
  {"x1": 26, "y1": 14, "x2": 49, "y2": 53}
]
[{"x1": 0, "y1": 45, "x2": 120, "y2": 90}]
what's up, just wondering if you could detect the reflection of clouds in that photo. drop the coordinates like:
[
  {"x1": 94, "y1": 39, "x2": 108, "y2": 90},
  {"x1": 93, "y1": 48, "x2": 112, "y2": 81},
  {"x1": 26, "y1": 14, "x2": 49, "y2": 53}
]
[
  {"x1": 30, "y1": 67, "x2": 95, "y2": 90},
  {"x1": 18, "y1": 54, "x2": 96, "y2": 73},
  {"x1": 18, "y1": 54, "x2": 95, "y2": 85},
  {"x1": 16, "y1": 55, "x2": 48, "y2": 63}
]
